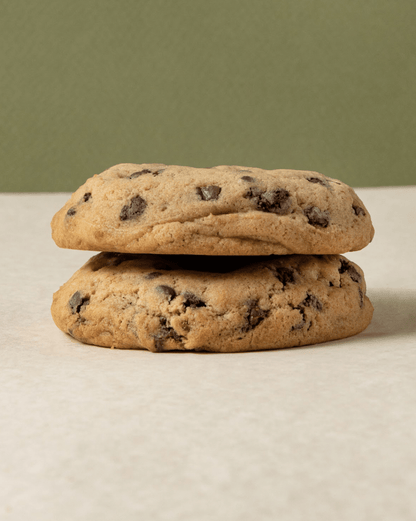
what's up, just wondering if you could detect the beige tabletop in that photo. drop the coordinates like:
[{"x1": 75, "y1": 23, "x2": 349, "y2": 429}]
[{"x1": 1, "y1": 187, "x2": 416, "y2": 521}]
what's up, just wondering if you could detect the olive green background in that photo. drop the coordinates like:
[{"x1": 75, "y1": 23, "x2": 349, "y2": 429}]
[{"x1": 1, "y1": 0, "x2": 415, "y2": 191}]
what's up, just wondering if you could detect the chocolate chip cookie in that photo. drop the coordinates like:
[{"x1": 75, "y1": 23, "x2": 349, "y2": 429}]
[
  {"x1": 51, "y1": 252, "x2": 373, "y2": 352},
  {"x1": 51, "y1": 164, "x2": 374, "y2": 255}
]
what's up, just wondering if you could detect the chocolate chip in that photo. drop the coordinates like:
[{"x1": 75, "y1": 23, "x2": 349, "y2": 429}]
[
  {"x1": 290, "y1": 293, "x2": 321, "y2": 331},
  {"x1": 353, "y1": 205, "x2": 366, "y2": 216},
  {"x1": 196, "y1": 185, "x2": 222, "y2": 201},
  {"x1": 261, "y1": 190, "x2": 293, "y2": 214},
  {"x1": 358, "y1": 287, "x2": 364, "y2": 308},
  {"x1": 291, "y1": 305, "x2": 307, "y2": 331},
  {"x1": 245, "y1": 187, "x2": 263, "y2": 198},
  {"x1": 307, "y1": 177, "x2": 328, "y2": 187},
  {"x1": 304, "y1": 206, "x2": 330, "y2": 227},
  {"x1": 128, "y1": 169, "x2": 152, "y2": 179},
  {"x1": 241, "y1": 176, "x2": 256, "y2": 182},
  {"x1": 120, "y1": 195, "x2": 147, "y2": 220},
  {"x1": 83, "y1": 192, "x2": 92, "y2": 202},
  {"x1": 302, "y1": 293, "x2": 323, "y2": 311},
  {"x1": 339, "y1": 260, "x2": 362, "y2": 283},
  {"x1": 273, "y1": 267, "x2": 295, "y2": 287},
  {"x1": 156, "y1": 285, "x2": 177, "y2": 301},
  {"x1": 66, "y1": 207, "x2": 76, "y2": 216},
  {"x1": 146, "y1": 272, "x2": 163, "y2": 280},
  {"x1": 241, "y1": 300, "x2": 269, "y2": 333},
  {"x1": 68, "y1": 291, "x2": 90, "y2": 314},
  {"x1": 245, "y1": 188, "x2": 292, "y2": 215},
  {"x1": 291, "y1": 315, "x2": 306, "y2": 331},
  {"x1": 183, "y1": 292, "x2": 206, "y2": 309},
  {"x1": 154, "y1": 317, "x2": 182, "y2": 351},
  {"x1": 154, "y1": 338, "x2": 165, "y2": 351}
]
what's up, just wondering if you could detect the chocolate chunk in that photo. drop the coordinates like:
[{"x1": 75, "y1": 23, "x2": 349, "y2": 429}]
[
  {"x1": 66, "y1": 207, "x2": 76, "y2": 217},
  {"x1": 358, "y1": 287, "x2": 364, "y2": 308},
  {"x1": 154, "y1": 338, "x2": 165, "y2": 351},
  {"x1": 245, "y1": 188, "x2": 292, "y2": 215},
  {"x1": 196, "y1": 185, "x2": 222, "y2": 201},
  {"x1": 241, "y1": 300, "x2": 269, "y2": 333},
  {"x1": 146, "y1": 272, "x2": 163, "y2": 280},
  {"x1": 68, "y1": 291, "x2": 90, "y2": 314},
  {"x1": 120, "y1": 195, "x2": 147, "y2": 220},
  {"x1": 273, "y1": 267, "x2": 295, "y2": 287},
  {"x1": 128, "y1": 169, "x2": 152, "y2": 179},
  {"x1": 353, "y1": 205, "x2": 366, "y2": 216},
  {"x1": 183, "y1": 292, "x2": 206, "y2": 309},
  {"x1": 156, "y1": 285, "x2": 177, "y2": 301},
  {"x1": 339, "y1": 260, "x2": 362, "y2": 283},
  {"x1": 302, "y1": 293, "x2": 323, "y2": 311},
  {"x1": 245, "y1": 187, "x2": 263, "y2": 198},
  {"x1": 260, "y1": 190, "x2": 292, "y2": 214},
  {"x1": 83, "y1": 192, "x2": 92, "y2": 202},
  {"x1": 291, "y1": 317, "x2": 306, "y2": 331},
  {"x1": 304, "y1": 206, "x2": 330, "y2": 227},
  {"x1": 291, "y1": 307, "x2": 306, "y2": 331},
  {"x1": 241, "y1": 176, "x2": 256, "y2": 182},
  {"x1": 307, "y1": 177, "x2": 328, "y2": 187},
  {"x1": 154, "y1": 317, "x2": 182, "y2": 351},
  {"x1": 291, "y1": 322, "x2": 304, "y2": 331}
]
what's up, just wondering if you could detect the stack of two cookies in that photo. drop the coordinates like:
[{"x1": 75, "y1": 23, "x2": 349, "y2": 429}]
[{"x1": 51, "y1": 164, "x2": 374, "y2": 353}]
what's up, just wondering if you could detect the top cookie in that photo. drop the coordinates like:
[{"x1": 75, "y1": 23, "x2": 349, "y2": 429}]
[{"x1": 51, "y1": 164, "x2": 374, "y2": 255}]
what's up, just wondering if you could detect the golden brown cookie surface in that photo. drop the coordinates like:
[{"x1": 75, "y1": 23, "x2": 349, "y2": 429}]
[
  {"x1": 51, "y1": 253, "x2": 373, "y2": 352},
  {"x1": 51, "y1": 164, "x2": 374, "y2": 255}
]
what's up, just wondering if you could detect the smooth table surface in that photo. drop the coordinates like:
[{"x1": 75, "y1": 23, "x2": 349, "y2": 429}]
[{"x1": 1, "y1": 187, "x2": 416, "y2": 521}]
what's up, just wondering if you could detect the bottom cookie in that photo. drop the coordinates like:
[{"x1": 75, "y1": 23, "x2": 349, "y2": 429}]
[{"x1": 51, "y1": 253, "x2": 373, "y2": 352}]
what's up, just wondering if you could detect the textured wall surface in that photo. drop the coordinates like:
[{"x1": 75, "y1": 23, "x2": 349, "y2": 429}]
[{"x1": 1, "y1": 0, "x2": 415, "y2": 191}]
